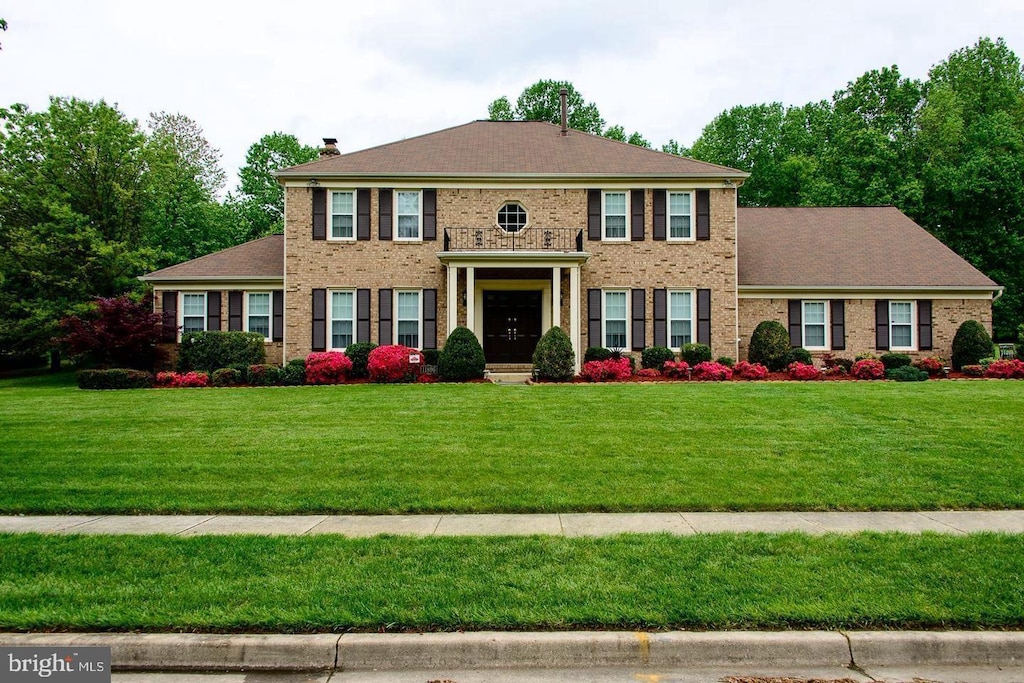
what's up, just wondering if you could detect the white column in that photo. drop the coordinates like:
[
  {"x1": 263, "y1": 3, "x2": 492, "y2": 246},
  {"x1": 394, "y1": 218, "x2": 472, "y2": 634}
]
[
  {"x1": 466, "y1": 266, "x2": 476, "y2": 340},
  {"x1": 446, "y1": 265, "x2": 458, "y2": 335},
  {"x1": 569, "y1": 264, "x2": 581, "y2": 374},
  {"x1": 551, "y1": 267, "x2": 561, "y2": 331}
]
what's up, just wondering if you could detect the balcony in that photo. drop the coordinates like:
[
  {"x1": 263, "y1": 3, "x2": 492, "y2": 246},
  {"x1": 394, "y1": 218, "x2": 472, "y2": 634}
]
[{"x1": 444, "y1": 227, "x2": 584, "y2": 253}]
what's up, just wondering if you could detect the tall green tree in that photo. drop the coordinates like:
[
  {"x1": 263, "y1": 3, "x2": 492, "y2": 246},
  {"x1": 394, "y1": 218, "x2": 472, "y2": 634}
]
[
  {"x1": 227, "y1": 132, "x2": 318, "y2": 239},
  {"x1": 0, "y1": 98, "x2": 156, "y2": 358}
]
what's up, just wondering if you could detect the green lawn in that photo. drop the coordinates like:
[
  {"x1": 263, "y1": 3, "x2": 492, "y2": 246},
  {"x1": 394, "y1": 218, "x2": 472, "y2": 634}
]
[
  {"x1": 1, "y1": 373, "x2": 1022, "y2": 513},
  {"x1": 0, "y1": 532, "x2": 1021, "y2": 631}
]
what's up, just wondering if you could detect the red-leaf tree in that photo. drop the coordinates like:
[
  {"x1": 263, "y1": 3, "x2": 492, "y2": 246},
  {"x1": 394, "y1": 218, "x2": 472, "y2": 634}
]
[{"x1": 59, "y1": 294, "x2": 163, "y2": 370}]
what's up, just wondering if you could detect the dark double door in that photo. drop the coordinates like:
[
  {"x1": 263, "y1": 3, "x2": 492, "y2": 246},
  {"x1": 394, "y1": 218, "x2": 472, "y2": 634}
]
[{"x1": 482, "y1": 290, "x2": 542, "y2": 363}]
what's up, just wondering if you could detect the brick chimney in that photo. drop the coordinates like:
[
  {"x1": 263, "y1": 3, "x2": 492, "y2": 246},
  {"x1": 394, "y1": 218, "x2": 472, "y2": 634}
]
[
  {"x1": 320, "y1": 138, "x2": 340, "y2": 159},
  {"x1": 559, "y1": 89, "x2": 568, "y2": 136}
]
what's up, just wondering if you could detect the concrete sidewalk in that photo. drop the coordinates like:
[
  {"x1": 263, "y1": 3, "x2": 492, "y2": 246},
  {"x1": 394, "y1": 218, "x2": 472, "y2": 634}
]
[{"x1": 1, "y1": 510, "x2": 1023, "y2": 536}]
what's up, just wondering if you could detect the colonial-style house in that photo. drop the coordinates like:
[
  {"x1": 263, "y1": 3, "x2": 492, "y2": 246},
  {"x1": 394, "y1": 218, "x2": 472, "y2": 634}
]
[{"x1": 141, "y1": 103, "x2": 1001, "y2": 372}]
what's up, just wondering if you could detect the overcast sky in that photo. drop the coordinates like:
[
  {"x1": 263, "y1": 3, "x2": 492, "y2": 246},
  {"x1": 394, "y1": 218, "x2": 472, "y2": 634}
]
[{"x1": 3, "y1": 0, "x2": 1023, "y2": 194}]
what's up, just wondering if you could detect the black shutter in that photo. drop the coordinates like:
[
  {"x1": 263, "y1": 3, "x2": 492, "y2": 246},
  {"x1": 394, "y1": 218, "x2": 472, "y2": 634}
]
[
  {"x1": 875, "y1": 300, "x2": 890, "y2": 350},
  {"x1": 423, "y1": 189, "x2": 437, "y2": 241},
  {"x1": 311, "y1": 289, "x2": 327, "y2": 351},
  {"x1": 652, "y1": 190, "x2": 666, "y2": 241},
  {"x1": 630, "y1": 189, "x2": 645, "y2": 241},
  {"x1": 272, "y1": 290, "x2": 284, "y2": 342},
  {"x1": 697, "y1": 289, "x2": 712, "y2": 347},
  {"x1": 228, "y1": 291, "x2": 243, "y2": 331},
  {"x1": 918, "y1": 300, "x2": 933, "y2": 351},
  {"x1": 587, "y1": 288, "x2": 602, "y2": 347},
  {"x1": 696, "y1": 189, "x2": 710, "y2": 241},
  {"x1": 356, "y1": 289, "x2": 371, "y2": 343},
  {"x1": 788, "y1": 299, "x2": 802, "y2": 348},
  {"x1": 207, "y1": 291, "x2": 221, "y2": 331},
  {"x1": 378, "y1": 189, "x2": 393, "y2": 241},
  {"x1": 357, "y1": 189, "x2": 371, "y2": 241},
  {"x1": 422, "y1": 289, "x2": 437, "y2": 349},
  {"x1": 161, "y1": 291, "x2": 178, "y2": 342},
  {"x1": 830, "y1": 300, "x2": 846, "y2": 351},
  {"x1": 379, "y1": 289, "x2": 393, "y2": 345},
  {"x1": 587, "y1": 190, "x2": 601, "y2": 241},
  {"x1": 630, "y1": 289, "x2": 646, "y2": 350},
  {"x1": 312, "y1": 188, "x2": 326, "y2": 240},
  {"x1": 653, "y1": 289, "x2": 667, "y2": 347}
]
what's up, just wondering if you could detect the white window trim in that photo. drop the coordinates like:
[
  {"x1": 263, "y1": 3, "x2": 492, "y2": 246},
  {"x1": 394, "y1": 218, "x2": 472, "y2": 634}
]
[
  {"x1": 328, "y1": 190, "x2": 357, "y2": 242},
  {"x1": 802, "y1": 300, "x2": 829, "y2": 351},
  {"x1": 667, "y1": 190, "x2": 695, "y2": 242},
  {"x1": 180, "y1": 292, "x2": 207, "y2": 338},
  {"x1": 496, "y1": 201, "x2": 529, "y2": 234},
  {"x1": 889, "y1": 300, "x2": 916, "y2": 351},
  {"x1": 395, "y1": 289, "x2": 423, "y2": 349},
  {"x1": 328, "y1": 289, "x2": 357, "y2": 352},
  {"x1": 602, "y1": 288, "x2": 629, "y2": 350},
  {"x1": 601, "y1": 190, "x2": 629, "y2": 242},
  {"x1": 244, "y1": 291, "x2": 273, "y2": 342},
  {"x1": 395, "y1": 190, "x2": 422, "y2": 242},
  {"x1": 667, "y1": 288, "x2": 696, "y2": 351}
]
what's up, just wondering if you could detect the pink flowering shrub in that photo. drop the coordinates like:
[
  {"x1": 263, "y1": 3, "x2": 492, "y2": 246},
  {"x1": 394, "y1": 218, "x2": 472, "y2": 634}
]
[
  {"x1": 305, "y1": 351, "x2": 353, "y2": 385},
  {"x1": 961, "y1": 364, "x2": 985, "y2": 377},
  {"x1": 852, "y1": 358, "x2": 885, "y2": 380},
  {"x1": 691, "y1": 361, "x2": 732, "y2": 381},
  {"x1": 984, "y1": 359, "x2": 1024, "y2": 379},
  {"x1": 733, "y1": 360, "x2": 768, "y2": 380},
  {"x1": 155, "y1": 371, "x2": 209, "y2": 388},
  {"x1": 913, "y1": 356, "x2": 945, "y2": 376},
  {"x1": 636, "y1": 368, "x2": 661, "y2": 378},
  {"x1": 581, "y1": 357, "x2": 632, "y2": 382},
  {"x1": 787, "y1": 362, "x2": 821, "y2": 381},
  {"x1": 661, "y1": 360, "x2": 690, "y2": 379},
  {"x1": 367, "y1": 345, "x2": 416, "y2": 383}
]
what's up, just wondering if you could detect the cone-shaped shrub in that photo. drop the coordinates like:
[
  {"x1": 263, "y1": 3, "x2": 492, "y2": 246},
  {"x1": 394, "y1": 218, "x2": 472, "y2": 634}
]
[
  {"x1": 533, "y1": 326, "x2": 575, "y2": 381},
  {"x1": 749, "y1": 320, "x2": 791, "y2": 371},
  {"x1": 951, "y1": 320, "x2": 993, "y2": 371},
  {"x1": 438, "y1": 326, "x2": 486, "y2": 381}
]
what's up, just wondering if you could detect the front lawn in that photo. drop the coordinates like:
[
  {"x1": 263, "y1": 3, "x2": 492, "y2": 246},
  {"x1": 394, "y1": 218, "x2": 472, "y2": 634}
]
[
  {"x1": 0, "y1": 373, "x2": 1021, "y2": 513},
  {"x1": 0, "y1": 532, "x2": 1021, "y2": 631}
]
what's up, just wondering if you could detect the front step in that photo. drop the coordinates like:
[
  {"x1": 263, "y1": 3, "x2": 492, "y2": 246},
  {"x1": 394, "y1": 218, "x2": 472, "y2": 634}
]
[
  {"x1": 486, "y1": 372, "x2": 534, "y2": 385},
  {"x1": 485, "y1": 363, "x2": 533, "y2": 372}
]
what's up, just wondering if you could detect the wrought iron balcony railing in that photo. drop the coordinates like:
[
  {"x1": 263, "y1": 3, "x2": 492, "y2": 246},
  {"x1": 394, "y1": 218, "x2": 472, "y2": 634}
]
[{"x1": 443, "y1": 227, "x2": 584, "y2": 252}]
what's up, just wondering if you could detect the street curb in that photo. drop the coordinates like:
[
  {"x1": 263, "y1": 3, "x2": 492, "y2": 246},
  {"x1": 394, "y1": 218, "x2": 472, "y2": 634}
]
[{"x1": 1, "y1": 631, "x2": 1023, "y2": 672}]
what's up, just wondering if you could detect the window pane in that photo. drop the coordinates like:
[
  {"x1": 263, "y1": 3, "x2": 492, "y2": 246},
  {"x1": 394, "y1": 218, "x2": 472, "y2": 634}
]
[
  {"x1": 891, "y1": 325, "x2": 912, "y2": 348},
  {"x1": 805, "y1": 325, "x2": 825, "y2": 347},
  {"x1": 182, "y1": 294, "x2": 205, "y2": 317},
  {"x1": 397, "y1": 215, "x2": 418, "y2": 238},
  {"x1": 183, "y1": 317, "x2": 204, "y2": 333},
  {"x1": 332, "y1": 192, "x2": 353, "y2": 214},
  {"x1": 249, "y1": 315, "x2": 270, "y2": 338},
  {"x1": 670, "y1": 320, "x2": 692, "y2": 348},
  {"x1": 332, "y1": 215, "x2": 353, "y2": 238},
  {"x1": 605, "y1": 216, "x2": 626, "y2": 238},
  {"x1": 891, "y1": 302, "x2": 912, "y2": 325},
  {"x1": 803, "y1": 302, "x2": 825, "y2": 324},
  {"x1": 249, "y1": 293, "x2": 270, "y2": 316},
  {"x1": 604, "y1": 192, "x2": 626, "y2": 214},
  {"x1": 669, "y1": 215, "x2": 691, "y2": 238},
  {"x1": 670, "y1": 292, "x2": 692, "y2": 319},
  {"x1": 397, "y1": 291, "x2": 419, "y2": 319},
  {"x1": 332, "y1": 320, "x2": 353, "y2": 349},
  {"x1": 397, "y1": 321, "x2": 419, "y2": 348},
  {"x1": 605, "y1": 291, "x2": 626, "y2": 319},
  {"x1": 669, "y1": 192, "x2": 690, "y2": 214},
  {"x1": 605, "y1": 320, "x2": 626, "y2": 348},
  {"x1": 331, "y1": 292, "x2": 353, "y2": 319},
  {"x1": 396, "y1": 192, "x2": 419, "y2": 214}
]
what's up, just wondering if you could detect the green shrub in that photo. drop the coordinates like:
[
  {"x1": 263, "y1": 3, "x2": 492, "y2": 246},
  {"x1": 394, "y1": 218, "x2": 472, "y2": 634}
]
[
  {"x1": 748, "y1": 321, "x2": 791, "y2": 371},
  {"x1": 855, "y1": 352, "x2": 877, "y2": 362},
  {"x1": 77, "y1": 368, "x2": 154, "y2": 390},
  {"x1": 641, "y1": 346, "x2": 675, "y2": 370},
  {"x1": 886, "y1": 365, "x2": 929, "y2": 382},
  {"x1": 281, "y1": 358, "x2": 306, "y2": 386},
  {"x1": 951, "y1": 320, "x2": 993, "y2": 371},
  {"x1": 227, "y1": 363, "x2": 249, "y2": 383},
  {"x1": 178, "y1": 331, "x2": 266, "y2": 374},
  {"x1": 344, "y1": 342, "x2": 377, "y2": 379},
  {"x1": 680, "y1": 343, "x2": 712, "y2": 366},
  {"x1": 211, "y1": 368, "x2": 242, "y2": 387},
  {"x1": 584, "y1": 346, "x2": 612, "y2": 363},
  {"x1": 716, "y1": 356, "x2": 735, "y2": 368},
  {"x1": 783, "y1": 348, "x2": 812, "y2": 367},
  {"x1": 533, "y1": 326, "x2": 575, "y2": 381},
  {"x1": 438, "y1": 327, "x2": 486, "y2": 381},
  {"x1": 1017, "y1": 323, "x2": 1024, "y2": 359},
  {"x1": 248, "y1": 364, "x2": 282, "y2": 386},
  {"x1": 421, "y1": 348, "x2": 440, "y2": 366},
  {"x1": 880, "y1": 352, "x2": 912, "y2": 370}
]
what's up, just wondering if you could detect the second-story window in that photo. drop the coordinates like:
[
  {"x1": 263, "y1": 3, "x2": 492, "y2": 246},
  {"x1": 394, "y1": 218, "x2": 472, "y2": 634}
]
[
  {"x1": 330, "y1": 191, "x2": 355, "y2": 240},
  {"x1": 668, "y1": 192, "x2": 693, "y2": 240},
  {"x1": 603, "y1": 192, "x2": 627, "y2": 240},
  {"x1": 497, "y1": 203, "x2": 528, "y2": 233},
  {"x1": 396, "y1": 191, "x2": 421, "y2": 240}
]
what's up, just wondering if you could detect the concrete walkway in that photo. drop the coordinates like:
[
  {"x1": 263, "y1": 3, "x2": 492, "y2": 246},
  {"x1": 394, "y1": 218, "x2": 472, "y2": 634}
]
[{"x1": 2, "y1": 510, "x2": 1023, "y2": 536}]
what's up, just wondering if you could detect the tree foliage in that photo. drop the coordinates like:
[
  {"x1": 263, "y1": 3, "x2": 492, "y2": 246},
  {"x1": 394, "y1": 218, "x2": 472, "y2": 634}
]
[{"x1": 59, "y1": 294, "x2": 162, "y2": 370}]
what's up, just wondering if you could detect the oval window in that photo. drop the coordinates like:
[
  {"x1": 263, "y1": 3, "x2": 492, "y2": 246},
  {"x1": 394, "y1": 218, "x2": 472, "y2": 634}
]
[{"x1": 497, "y1": 203, "x2": 528, "y2": 233}]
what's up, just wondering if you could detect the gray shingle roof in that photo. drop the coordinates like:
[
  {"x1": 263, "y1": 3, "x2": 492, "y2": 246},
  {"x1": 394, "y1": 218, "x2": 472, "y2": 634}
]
[{"x1": 141, "y1": 235, "x2": 283, "y2": 280}]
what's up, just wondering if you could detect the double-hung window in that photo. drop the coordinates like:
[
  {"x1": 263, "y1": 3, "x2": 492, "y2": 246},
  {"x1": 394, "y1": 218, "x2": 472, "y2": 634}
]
[
  {"x1": 396, "y1": 191, "x2": 421, "y2": 240},
  {"x1": 890, "y1": 301, "x2": 915, "y2": 350},
  {"x1": 330, "y1": 291, "x2": 355, "y2": 351},
  {"x1": 603, "y1": 290, "x2": 628, "y2": 348},
  {"x1": 668, "y1": 192, "x2": 693, "y2": 240},
  {"x1": 603, "y1": 192, "x2": 627, "y2": 240},
  {"x1": 181, "y1": 293, "x2": 206, "y2": 334},
  {"x1": 396, "y1": 290, "x2": 421, "y2": 348},
  {"x1": 247, "y1": 292, "x2": 271, "y2": 340},
  {"x1": 668, "y1": 290, "x2": 693, "y2": 349},
  {"x1": 802, "y1": 301, "x2": 827, "y2": 350},
  {"x1": 330, "y1": 191, "x2": 355, "y2": 240}
]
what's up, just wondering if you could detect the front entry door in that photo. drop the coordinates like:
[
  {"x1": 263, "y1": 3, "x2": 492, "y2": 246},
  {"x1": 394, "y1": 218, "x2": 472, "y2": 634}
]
[{"x1": 482, "y1": 290, "x2": 543, "y2": 363}]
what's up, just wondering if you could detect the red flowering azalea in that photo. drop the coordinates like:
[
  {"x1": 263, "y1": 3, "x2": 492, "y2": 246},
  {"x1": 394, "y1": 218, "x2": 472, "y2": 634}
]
[
  {"x1": 691, "y1": 361, "x2": 732, "y2": 381},
  {"x1": 661, "y1": 360, "x2": 690, "y2": 379},
  {"x1": 984, "y1": 359, "x2": 1024, "y2": 379},
  {"x1": 367, "y1": 345, "x2": 416, "y2": 383},
  {"x1": 852, "y1": 359, "x2": 885, "y2": 380},
  {"x1": 733, "y1": 360, "x2": 768, "y2": 380},
  {"x1": 581, "y1": 357, "x2": 632, "y2": 382},
  {"x1": 913, "y1": 356, "x2": 945, "y2": 376},
  {"x1": 305, "y1": 351, "x2": 353, "y2": 385},
  {"x1": 787, "y1": 362, "x2": 821, "y2": 381}
]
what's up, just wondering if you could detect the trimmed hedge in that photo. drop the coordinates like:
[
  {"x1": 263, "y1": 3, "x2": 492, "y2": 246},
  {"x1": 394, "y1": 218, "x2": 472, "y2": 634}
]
[
  {"x1": 178, "y1": 331, "x2": 266, "y2": 374},
  {"x1": 584, "y1": 347, "x2": 612, "y2": 363},
  {"x1": 438, "y1": 326, "x2": 486, "y2": 381},
  {"x1": 783, "y1": 348, "x2": 813, "y2": 367},
  {"x1": 641, "y1": 346, "x2": 675, "y2": 370},
  {"x1": 247, "y1": 364, "x2": 282, "y2": 386},
  {"x1": 211, "y1": 368, "x2": 243, "y2": 387},
  {"x1": 880, "y1": 352, "x2": 912, "y2": 370},
  {"x1": 533, "y1": 327, "x2": 575, "y2": 381},
  {"x1": 77, "y1": 368, "x2": 154, "y2": 390},
  {"x1": 282, "y1": 358, "x2": 306, "y2": 386},
  {"x1": 951, "y1": 320, "x2": 993, "y2": 371},
  {"x1": 680, "y1": 343, "x2": 712, "y2": 366},
  {"x1": 749, "y1": 321, "x2": 791, "y2": 371},
  {"x1": 344, "y1": 342, "x2": 377, "y2": 379},
  {"x1": 887, "y1": 365, "x2": 929, "y2": 382}
]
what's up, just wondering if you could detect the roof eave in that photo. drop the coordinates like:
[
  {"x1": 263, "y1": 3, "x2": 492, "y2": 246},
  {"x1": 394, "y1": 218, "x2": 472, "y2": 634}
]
[
  {"x1": 139, "y1": 275, "x2": 284, "y2": 284},
  {"x1": 274, "y1": 171, "x2": 750, "y2": 183}
]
